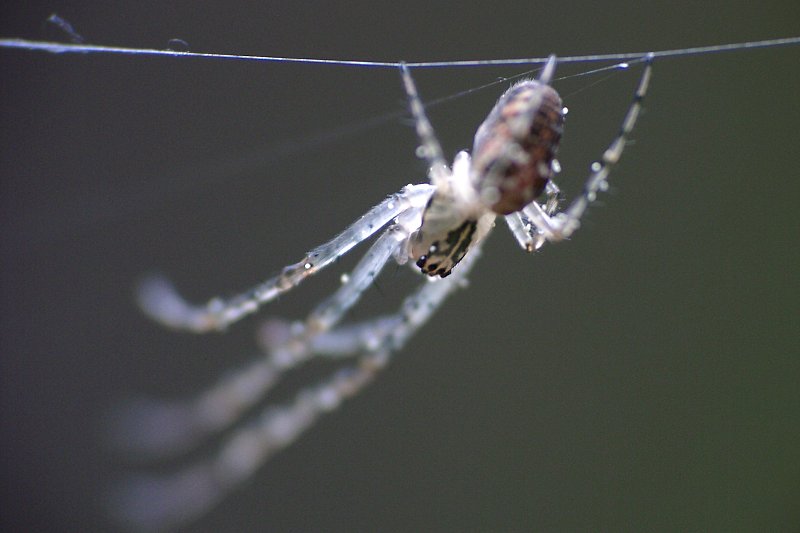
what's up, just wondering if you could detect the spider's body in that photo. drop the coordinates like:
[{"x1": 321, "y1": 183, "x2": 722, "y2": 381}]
[
  {"x1": 119, "y1": 54, "x2": 653, "y2": 531},
  {"x1": 413, "y1": 68, "x2": 565, "y2": 277}
]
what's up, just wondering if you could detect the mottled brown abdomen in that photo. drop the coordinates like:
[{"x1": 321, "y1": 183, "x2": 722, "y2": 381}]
[{"x1": 471, "y1": 80, "x2": 564, "y2": 215}]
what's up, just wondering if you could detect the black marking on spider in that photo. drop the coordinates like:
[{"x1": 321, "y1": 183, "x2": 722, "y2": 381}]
[{"x1": 416, "y1": 219, "x2": 478, "y2": 277}]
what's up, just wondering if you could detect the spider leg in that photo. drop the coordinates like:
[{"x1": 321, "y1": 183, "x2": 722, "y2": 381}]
[
  {"x1": 109, "y1": 356, "x2": 389, "y2": 532},
  {"x1": 109, "y1": 355, "x2": 280, "y2": 458},
  {"x1": 110, "y1": 245, "x2": 483, "y2": 532},
  {"x1": 399, "y1": 63, "x2": 449, "y2": 186},
  {"x1": 543, "y1": 180, "x2": 562, "y2": 215},
  {"x1": 267, "y1": 217, "x2": 421, "y2": 368},
  {"x1": 137, "y1": 183, "x2": 434, "y2": 333},
  {"x1": 504, "y1": 212, "x2": 537, "y2": 252},
  {"x1": 523, "y1": 54, "x2": 653, "y2": 242},
  {"x1": 304, "y1": 218, "x2": 418, "y2": 333},
  {"x1": 266, "y1": 239, "x2": 482, "y2": 365},
  {"x1": 257, "y1": 315, "x2": 401, "y2": 359},
  {"x1": 503, "y1": 181, "x2": 562, "y2": 252},
  {"x1": 113, "y1": 215, "x2": 422, "y2": 458}
]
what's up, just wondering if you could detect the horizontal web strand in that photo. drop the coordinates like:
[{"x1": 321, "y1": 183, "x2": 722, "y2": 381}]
[{"x1": 1, "y1": 36, "x2": 799, "y2": 68}]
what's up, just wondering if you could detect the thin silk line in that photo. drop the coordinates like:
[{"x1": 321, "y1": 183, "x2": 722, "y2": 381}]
[{"x1": 1, "y1": 36, "x2": 798, "y2": 69}]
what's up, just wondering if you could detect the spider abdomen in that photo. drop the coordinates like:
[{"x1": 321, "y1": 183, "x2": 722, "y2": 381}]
[{"x1": 471, "y1": 81, "x2": 564, "y2": 215}]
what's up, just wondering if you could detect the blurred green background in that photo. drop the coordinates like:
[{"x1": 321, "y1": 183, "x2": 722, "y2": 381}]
[{"x1": 1, "y1": 1, "x2": 798, "y2": 531}]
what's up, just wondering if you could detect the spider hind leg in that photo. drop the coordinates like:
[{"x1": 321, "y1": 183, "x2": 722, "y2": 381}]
[{"x1": 520, "y1": 54, "x2": 654, "y2": 243}]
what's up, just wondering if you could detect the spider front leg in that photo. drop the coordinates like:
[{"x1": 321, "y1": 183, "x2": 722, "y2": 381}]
[
  {"x1": 261, "y1": 239, "x2": 482, "y2": 365},
  {"x1": 262, "y1": 209, "x2": 423, "y2": 369},
  {"x1": 113, "y1": 210, "x2": 424, "y2": 459},
  {"x1": 137, "y1": 183, "x2": 435, "y2": 333},
  {"x1": 110, "y1": 244, "x2": 483, "y2": 533},
  {"x1": 525, "y1": 54, "x2": 653, "y2": 242}
]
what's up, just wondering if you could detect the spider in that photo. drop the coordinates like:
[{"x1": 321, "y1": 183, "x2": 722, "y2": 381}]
[{"x1": 112, "y1": 53, "x2": 654, "y2": 530}]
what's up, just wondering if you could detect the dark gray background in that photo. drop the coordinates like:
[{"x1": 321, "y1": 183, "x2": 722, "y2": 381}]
[{"x1": 1, "y1": 1, "x2": 798, "y2": 531}]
